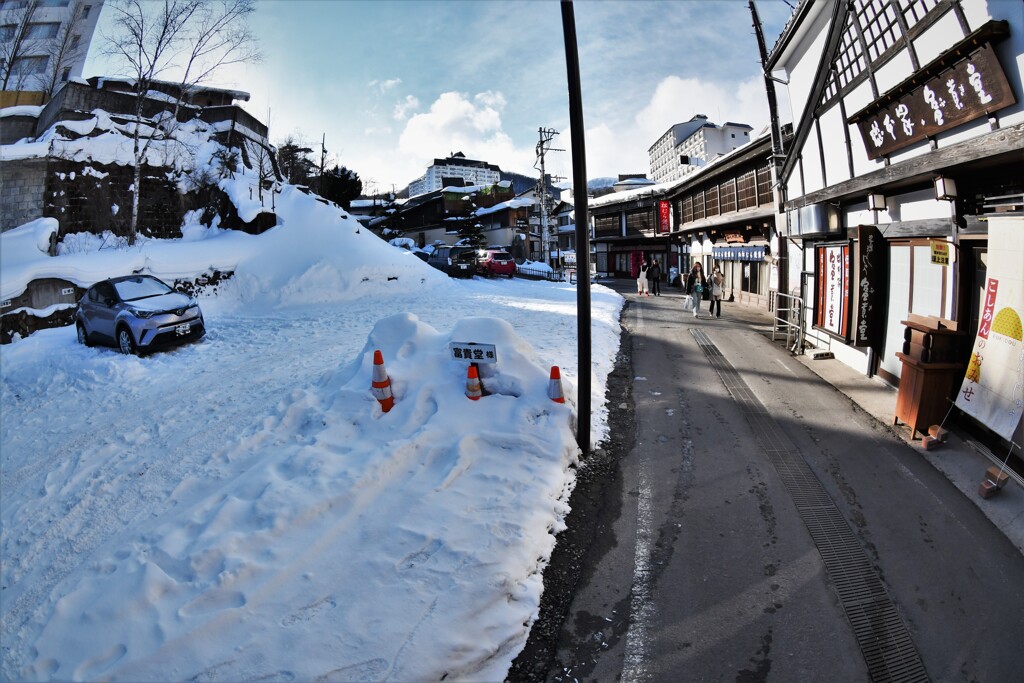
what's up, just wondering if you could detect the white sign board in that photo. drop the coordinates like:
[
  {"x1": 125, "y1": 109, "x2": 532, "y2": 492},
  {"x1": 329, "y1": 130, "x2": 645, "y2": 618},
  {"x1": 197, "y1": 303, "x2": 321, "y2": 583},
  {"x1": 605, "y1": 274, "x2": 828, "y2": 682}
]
[
  {"x1": 955, "y1": 215, "x2": 1024, "y2": 442},
  {"x1": 449, "y1": 342, "x2": 498, "y2": 364}
]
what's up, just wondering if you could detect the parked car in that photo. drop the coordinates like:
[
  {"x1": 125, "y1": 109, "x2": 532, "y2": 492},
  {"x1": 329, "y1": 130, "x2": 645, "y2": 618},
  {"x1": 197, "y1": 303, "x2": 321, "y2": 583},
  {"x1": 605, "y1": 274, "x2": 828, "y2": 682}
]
[
  {"x1": 426, "y1": 245, "x2": 477, "y2": 278},
  {"x1": 75, "y1": 274, "x2": 205, "y2": 355},
  {"x1": 477, "y1": 249, "x2": 516, "y2": 278}
]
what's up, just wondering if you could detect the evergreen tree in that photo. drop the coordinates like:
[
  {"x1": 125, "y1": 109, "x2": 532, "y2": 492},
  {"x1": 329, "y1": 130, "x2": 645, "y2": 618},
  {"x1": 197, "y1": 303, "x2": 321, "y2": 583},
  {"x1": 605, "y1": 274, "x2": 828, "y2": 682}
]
[
  {"x1": 275, "y1": 137, "x2": 317, "y2": 185},
  {"x1": 456, "y1": 213, "x2": 486, "y2": 249},
  {"x1": 319, "y1": 165, "x2": 362, "y2": 210}
]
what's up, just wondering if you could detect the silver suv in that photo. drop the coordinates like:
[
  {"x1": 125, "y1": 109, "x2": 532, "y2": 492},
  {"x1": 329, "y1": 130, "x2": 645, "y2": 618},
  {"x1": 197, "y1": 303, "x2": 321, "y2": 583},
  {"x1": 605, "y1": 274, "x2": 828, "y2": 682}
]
[{"x1": 75, "y1": 274, "x2": 205, "y2": 355}]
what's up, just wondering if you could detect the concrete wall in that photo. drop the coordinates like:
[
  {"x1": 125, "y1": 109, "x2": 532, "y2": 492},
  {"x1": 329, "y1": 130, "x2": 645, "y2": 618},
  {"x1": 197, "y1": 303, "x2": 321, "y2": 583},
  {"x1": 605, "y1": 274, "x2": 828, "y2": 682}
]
[
  {"x1": 1, "y1": 158, "x2": 48, "y2": 230},
  {"x1": 0, "y1": 114, "x2": 39, "y2": 143}
]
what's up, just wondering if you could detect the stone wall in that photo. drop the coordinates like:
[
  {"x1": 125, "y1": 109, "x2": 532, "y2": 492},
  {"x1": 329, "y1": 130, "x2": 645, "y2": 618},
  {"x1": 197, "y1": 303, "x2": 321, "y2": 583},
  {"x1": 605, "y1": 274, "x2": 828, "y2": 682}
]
[
  {"x1": 0, "y1": 158, "x2": 48, "y2": 230},
  {"x1": 44, "y1": 159, "x2": 188, "y2": 239}
]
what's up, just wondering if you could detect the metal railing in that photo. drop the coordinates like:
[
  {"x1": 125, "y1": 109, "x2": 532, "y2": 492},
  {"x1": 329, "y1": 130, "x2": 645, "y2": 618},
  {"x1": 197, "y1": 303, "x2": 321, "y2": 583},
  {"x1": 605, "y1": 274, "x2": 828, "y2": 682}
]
[{"x1": 773, "y1": 292, "x2": 804, "y2": 354}]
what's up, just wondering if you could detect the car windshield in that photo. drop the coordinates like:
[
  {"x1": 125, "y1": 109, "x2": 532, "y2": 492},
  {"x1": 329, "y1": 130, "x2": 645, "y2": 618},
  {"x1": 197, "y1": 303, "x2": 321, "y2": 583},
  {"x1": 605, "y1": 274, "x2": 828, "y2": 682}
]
[
  {"x1": 113, "y1": 277, "x2": 173, "y2": 302},
  {"x1": 454, "y1": 251, "x2": 477, "y2": 263},
  {"x1": 491, "y1": 252, "x2": 511, "y2": 260}
]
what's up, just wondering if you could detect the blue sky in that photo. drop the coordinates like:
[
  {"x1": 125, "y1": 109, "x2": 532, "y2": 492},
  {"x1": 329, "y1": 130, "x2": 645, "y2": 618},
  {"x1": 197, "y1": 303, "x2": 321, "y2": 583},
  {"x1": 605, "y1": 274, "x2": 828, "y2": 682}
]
[{"x1": 84, "y1": 0, "x2": 795, "y2": 194}]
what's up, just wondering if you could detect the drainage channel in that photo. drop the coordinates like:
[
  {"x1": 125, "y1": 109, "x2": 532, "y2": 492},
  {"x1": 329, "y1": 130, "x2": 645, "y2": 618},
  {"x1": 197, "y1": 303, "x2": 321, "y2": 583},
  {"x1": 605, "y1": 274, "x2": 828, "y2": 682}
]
[{"x1": 692, "y1": 329, "x2": 930, "y2": 683}]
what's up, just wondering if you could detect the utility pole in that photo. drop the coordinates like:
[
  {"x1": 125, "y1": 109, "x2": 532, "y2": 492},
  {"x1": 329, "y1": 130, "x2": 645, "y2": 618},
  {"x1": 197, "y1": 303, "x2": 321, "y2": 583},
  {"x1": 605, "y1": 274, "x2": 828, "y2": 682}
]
[
  {"x1": 319, "y1": 133, "x2": 328, "y2": 191},
  {"x1": 561, "y1": 0, "x2": 591, "y2": 456},
  {"x1": 535, "y1": 127, "x2": 564, "y2": 267}
]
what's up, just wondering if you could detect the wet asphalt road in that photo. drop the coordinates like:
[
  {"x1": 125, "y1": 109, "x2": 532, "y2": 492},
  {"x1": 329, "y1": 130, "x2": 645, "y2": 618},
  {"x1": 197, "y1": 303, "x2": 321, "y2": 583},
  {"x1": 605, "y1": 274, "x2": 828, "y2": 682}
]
[{"x1": 508, "y1": 281, "x2": 1024, "y2": 683}]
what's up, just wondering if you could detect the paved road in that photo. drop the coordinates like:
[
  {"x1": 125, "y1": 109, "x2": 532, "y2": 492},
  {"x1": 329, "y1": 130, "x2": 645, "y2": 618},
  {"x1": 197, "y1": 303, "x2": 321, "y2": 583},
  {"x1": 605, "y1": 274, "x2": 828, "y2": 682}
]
[{"x1": 513, "y1": 281, "x2": 1024, "y2": 683}]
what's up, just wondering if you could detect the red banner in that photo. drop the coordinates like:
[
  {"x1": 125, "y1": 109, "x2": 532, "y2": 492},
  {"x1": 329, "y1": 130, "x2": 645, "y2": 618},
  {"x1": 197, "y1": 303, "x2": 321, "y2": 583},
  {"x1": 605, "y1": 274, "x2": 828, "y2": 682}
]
[{"x1": 658, "y1": 200, "x2": 670, "y2": 234}]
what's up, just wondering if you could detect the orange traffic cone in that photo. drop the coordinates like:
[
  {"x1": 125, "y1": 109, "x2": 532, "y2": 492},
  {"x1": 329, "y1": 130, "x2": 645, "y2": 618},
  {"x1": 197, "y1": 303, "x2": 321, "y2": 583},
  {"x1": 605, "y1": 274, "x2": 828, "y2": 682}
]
[
  {"x1": 466, "y1": 364, "x2": 482, "y2": 401},
  {"x1": 371, "y1": 349, "x2": 394, "y2": 412},
  {"x1": 548, "y1": 366, "x2": 565, "y2": 403}
]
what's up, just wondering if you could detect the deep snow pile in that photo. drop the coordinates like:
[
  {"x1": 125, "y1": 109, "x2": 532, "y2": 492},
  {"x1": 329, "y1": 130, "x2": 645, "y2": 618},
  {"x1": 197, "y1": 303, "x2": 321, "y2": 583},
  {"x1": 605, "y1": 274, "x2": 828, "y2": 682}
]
[{"x1": 0, "y1": 121, "x2": 624, "y2": 680}]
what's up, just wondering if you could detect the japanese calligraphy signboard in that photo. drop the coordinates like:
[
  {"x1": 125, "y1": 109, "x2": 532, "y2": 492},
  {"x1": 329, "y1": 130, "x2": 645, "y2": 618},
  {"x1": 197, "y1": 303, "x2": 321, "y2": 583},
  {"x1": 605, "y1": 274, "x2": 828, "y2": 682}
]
[
  {"x1": 930, "y1": 239, "x2": 950, "y2": 266},
  {"x1": 449, "y1": 342, "x2": 498, "y2": 364},
  {"x1": 954, "y1": 216, "x2": 1024, "y2": 442},
  {"x1": 853, "y1": 43, "x2": 1015, "y2": 160},
  {"x1": 856, "y1": 225, "x2": 888, "y2": 349},
  {"x1": 658, "y1": 200, "x2": 671, "y2": 234},
  {"x1": 815, "y1": 242, "x2": 851, "y2": 340}
]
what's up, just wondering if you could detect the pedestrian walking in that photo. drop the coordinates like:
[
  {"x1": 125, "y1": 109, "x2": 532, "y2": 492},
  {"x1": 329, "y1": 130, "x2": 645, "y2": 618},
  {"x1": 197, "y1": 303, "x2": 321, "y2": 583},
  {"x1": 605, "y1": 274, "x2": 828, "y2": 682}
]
[
  {"x1": 648, "y1": 259, "x2": 661, "y2": 296},
  {"x1": 709, "y1": 266, "x2": 725, "y2": 318},
  {"x1": 685, "y1": 262, "x2": 706, "y2": 318},
  {"x1": 637, "y1": 262, "x2": 650, "y2": 296}
]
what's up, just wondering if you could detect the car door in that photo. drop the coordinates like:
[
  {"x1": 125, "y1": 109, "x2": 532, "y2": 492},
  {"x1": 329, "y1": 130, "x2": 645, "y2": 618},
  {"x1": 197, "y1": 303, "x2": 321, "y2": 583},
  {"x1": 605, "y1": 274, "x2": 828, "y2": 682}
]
[{"x1": 88, "y1": 282, "x2": 119, "y2": 343}]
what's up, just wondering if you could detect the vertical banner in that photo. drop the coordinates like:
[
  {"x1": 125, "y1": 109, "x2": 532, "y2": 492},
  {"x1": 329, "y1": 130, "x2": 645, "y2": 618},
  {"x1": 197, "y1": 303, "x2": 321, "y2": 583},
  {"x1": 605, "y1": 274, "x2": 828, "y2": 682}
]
[
  {"x1": 815, "y1": 242, "x2": 851, "y2": 339},
  {"x1": 856, "y1": 225, "x2": 889, "y2": 349},
  {"x1": 658, "y1": 200, "x2": 671, "y2": 234},
  {"x1": 955, "y1": 216, "x2": 1024, "y2": 442}
]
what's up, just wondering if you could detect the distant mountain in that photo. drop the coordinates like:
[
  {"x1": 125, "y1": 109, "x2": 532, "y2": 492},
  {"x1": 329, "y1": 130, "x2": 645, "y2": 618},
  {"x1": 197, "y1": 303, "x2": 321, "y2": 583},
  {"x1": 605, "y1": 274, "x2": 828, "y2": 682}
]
[{"x1": 587, "y1": 177, "x2": 616, "y2": 191}]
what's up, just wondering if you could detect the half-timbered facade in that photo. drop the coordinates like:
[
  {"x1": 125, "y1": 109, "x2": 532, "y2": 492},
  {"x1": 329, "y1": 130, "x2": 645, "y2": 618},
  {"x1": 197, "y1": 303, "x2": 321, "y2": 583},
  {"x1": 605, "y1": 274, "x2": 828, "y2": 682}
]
[
  {"x1": 668, "y1": 132, "x2": 781, "y2": 309},
  {"x1": 767, "y1": 0, "x2": 1023, "y2": 387}
]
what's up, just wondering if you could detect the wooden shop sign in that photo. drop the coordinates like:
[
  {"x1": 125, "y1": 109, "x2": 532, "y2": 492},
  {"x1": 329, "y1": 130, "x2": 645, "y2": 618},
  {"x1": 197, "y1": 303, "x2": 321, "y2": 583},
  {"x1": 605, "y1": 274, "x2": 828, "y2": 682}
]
[{"x1": 850, "y1": 39, "x2": 1014, "y2": 160}]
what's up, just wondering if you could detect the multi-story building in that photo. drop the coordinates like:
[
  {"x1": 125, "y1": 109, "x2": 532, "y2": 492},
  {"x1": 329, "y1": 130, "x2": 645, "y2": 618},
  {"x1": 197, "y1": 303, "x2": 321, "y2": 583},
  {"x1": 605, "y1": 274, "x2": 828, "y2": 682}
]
[
  {"x1": 0, "y1": 0, "x2": 104, "y2": 101},
  {"x1": 767, "y1": 0, "x2": 1022, "y2": 452},
  {"x1": 407, "y1": 152, "x2": 502, "y2": 197},
  {"x1": 648, "y1": 115, "x2": 754, "y2": 183}
]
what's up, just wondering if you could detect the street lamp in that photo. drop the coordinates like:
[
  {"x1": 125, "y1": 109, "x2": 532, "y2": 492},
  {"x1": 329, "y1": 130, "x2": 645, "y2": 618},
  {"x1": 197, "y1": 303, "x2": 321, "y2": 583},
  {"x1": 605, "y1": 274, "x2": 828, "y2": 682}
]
[{"x1": 933, "y1": 176, "x2": 957, "y2": 201}]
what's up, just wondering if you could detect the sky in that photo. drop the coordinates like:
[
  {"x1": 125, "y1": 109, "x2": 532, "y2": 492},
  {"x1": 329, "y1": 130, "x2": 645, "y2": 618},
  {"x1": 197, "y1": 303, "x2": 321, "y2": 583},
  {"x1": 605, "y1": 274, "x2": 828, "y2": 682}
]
[
  {"x1": 82, "y1": 0, "x2": 795, "y2": 195},
  {"x1": 0, "y1": 107, "x2": 625, "y2": 680}
]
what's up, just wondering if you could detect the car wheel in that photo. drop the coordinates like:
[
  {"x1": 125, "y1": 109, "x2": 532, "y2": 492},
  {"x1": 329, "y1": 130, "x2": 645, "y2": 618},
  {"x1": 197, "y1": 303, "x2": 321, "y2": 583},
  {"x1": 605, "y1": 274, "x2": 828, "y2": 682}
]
[
  {"x1": 508, "y1": 272, "x2": 514, "y2": 279},
  {"x1": 76, "y1": 322, "x2": 93, "y2": 347},
  {"x1": 117, "y1": 326, "x2": 139, "y2": 355}
]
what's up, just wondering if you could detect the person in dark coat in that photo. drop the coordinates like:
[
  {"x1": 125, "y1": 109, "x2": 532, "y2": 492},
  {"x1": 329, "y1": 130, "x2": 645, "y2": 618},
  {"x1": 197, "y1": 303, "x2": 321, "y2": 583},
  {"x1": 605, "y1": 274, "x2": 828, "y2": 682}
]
[
  {"x1": 684, "y1": 262, "x2": 707, "y2": 318},
  {"x1": 647, "y1": 259, "x2": 662, "y2": 296}
]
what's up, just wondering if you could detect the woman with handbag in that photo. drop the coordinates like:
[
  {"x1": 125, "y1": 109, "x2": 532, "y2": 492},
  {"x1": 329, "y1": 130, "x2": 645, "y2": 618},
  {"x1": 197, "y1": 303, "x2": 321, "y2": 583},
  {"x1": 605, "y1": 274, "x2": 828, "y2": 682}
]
[
  {"x1": 709, "y1": 266, "x2": 725, "y2": 318},
  {"x1": 684, "y1": 263, "x2": 706, "y2": 318}
]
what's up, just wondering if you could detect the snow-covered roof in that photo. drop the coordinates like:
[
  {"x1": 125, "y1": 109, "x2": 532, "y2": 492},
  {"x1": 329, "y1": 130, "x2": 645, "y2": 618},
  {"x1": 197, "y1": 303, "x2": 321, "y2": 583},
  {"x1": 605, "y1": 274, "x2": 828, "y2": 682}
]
[
  {"x1": 474, "y1": 197, "x2": 535, "y2": 217},
  {"x1": 93, "y1": 76, "x2": 251, "y2": 102}
]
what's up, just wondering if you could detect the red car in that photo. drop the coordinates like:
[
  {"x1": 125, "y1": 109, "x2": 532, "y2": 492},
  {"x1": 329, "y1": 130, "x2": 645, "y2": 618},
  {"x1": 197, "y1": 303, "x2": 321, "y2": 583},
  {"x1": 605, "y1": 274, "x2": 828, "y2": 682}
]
[{"x1": 477, "y1": 249, "x2": 516, "y2": 278}]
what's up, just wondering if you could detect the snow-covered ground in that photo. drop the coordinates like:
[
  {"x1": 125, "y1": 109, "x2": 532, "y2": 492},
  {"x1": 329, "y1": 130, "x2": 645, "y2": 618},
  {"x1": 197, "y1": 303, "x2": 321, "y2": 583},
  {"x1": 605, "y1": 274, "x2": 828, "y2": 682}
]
[{"x1": 0, "y1": 125, "x2": 624, "y2": 680}]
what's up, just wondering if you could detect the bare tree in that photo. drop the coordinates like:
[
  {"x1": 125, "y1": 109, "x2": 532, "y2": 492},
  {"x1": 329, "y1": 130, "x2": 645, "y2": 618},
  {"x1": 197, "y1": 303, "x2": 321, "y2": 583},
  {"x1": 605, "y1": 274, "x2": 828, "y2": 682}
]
[
  {"x1": 0, "y1": 0, "x2": 41, "y2": 92},
  {"x1": 103, "y1": 0, "x2": 261, "y2": 244},
  {"x1": 40, "y1": 0, "x2": 87, "y2": 97}
]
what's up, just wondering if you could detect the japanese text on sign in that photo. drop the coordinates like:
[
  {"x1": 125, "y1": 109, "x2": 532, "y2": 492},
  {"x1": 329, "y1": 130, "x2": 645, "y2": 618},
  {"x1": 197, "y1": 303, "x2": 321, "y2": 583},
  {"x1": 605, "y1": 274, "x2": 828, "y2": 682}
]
[
  {"x1": 930, "y1": 239, "x2": 950, "y2": 266},
  {"x1": 449, "y1": 342, "x2": 498, "y2": 364},
  {"x1": 854, "y1": 43, "x2": 1015, "y2": 160},
  {"x1": 978, "y1": 278, "x2": 999, "y2": 340}
]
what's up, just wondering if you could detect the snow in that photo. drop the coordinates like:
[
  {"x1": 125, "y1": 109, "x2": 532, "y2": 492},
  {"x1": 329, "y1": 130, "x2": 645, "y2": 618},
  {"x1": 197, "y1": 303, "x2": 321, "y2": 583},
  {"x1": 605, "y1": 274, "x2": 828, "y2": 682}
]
[
  {"x1": 0, "y1": 112, "x2": 625, "y2": 681},
  {"x1": 0, "y1": 105, "x2": 42, "y2": 118}
]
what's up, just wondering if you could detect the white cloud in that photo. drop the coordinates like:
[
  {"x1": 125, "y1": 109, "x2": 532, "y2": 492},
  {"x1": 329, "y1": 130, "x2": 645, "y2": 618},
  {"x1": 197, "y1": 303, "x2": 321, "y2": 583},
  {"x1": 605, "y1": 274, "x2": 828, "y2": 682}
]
[
  {"x1": 370, "y1": 78, "x2": 403, "y2": 93},
  {"x1": 393, "y1": 94, "x2": 420, "y2": 120},
  {"x1": 398, "y1": 91, "x2": 534, "y2": 175}
]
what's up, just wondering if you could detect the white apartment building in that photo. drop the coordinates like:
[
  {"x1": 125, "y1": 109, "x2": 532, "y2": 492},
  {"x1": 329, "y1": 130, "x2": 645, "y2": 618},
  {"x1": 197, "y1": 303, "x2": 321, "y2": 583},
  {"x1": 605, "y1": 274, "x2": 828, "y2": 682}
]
[
  {"x1": 1, "y1": 0, "x2": 104, "y2": 96},
  {"x1": 408, "y1": 152, "x2": 502, "y2": 197},
  {"x1": 648, "y1": 114, "x2": 754, "y2": 183}
]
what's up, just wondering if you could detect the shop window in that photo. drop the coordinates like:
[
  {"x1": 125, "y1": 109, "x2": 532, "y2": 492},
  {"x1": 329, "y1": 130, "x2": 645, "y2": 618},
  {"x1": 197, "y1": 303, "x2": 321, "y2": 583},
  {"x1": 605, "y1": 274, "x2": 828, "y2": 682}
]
[
  {"x1": 693, "y1": 191, "x2": 705, "y2": 221},
  {"x1": 705, "y1": 186, "x2": 720, "y2": 218},
  {"x1": 720, "y1": 179, "x2": 736, "y2": 214},
  {"x1": 737, "y1": 171, "x2": 757, "y2": 210},
  {"x1": 594, "y1": 215, "x2": 619, "y2": 238},
  {"x1": 756, "y1": 164, "x2": 773, "y2": 206},
  {"x1": 625, "y1": 210, "x2": 652, "y2": 235}
]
